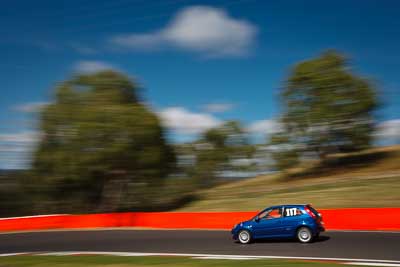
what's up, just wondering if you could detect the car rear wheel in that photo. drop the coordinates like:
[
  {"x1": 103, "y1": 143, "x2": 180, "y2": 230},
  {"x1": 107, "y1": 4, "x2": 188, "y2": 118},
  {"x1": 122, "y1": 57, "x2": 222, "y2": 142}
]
[
  {"x1": 297, "y1": 227, "x2": 312, "y2": 243},
  {"x1": 238, "y1": 229, "x2": 251, "y2": 244}
]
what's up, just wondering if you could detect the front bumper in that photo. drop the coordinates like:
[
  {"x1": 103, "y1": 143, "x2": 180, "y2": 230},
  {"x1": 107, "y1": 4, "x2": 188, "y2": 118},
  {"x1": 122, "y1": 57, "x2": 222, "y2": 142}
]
[{"x1": 231, "y1": 228, "x2": 239, "y2": 240}]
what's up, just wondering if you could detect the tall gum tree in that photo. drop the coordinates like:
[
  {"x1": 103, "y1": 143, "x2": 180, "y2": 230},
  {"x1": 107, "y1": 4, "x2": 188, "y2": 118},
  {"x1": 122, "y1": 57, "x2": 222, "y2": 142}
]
[
  {"x1": 33, "y1": 71, "x2": 176, "y2": 212},
  {"x1": 272, "y1": 51, "x2": 378, "y2": 167}
]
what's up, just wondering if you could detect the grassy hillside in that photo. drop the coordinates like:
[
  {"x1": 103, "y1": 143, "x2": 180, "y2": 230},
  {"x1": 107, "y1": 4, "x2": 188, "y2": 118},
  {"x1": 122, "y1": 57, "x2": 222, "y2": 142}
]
[{"x1": 178, "y1": 145, "x2": 400, "y2": 211}]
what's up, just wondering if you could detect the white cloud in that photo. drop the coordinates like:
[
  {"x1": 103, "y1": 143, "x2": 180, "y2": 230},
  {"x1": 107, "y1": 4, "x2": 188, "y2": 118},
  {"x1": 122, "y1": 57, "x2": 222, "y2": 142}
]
[
  {"x1": 202, "y1": 103, "x2": 235, "y2": 113},
  {"x1": 159, "y1": 107, "x2": 221, "y2": 135},
  {"x1": 0, "y1": 131, "x2": 39, "y2": 143},
  {"x1": 247, "y1": 119, "x2": 282, "y2": 134},
  {"x1": 75, "y1": 60, "x2": 116, "y2": 73},
  {"x1": 70, "y1": 43, "x2": 98, "y2": 55},
  {"x1": 14, "y1": 102, "x2": 48, "y2": 113},
  {"x1": 375, "y1": 119, "x2": 400, "y2": 140},
  {"x1": 111, "y1": 6, "x2": 257, "y2": 57},
  {"x1": 0, "y1": 131, "x2": 39, "y2": 169}
]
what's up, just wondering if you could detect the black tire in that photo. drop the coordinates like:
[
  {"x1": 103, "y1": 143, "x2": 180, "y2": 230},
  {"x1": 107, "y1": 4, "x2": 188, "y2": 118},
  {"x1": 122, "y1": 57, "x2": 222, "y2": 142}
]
[
  {"x1": 297, "y1": 227, "x2": 313, "y2": 243},
  {"x1": 238, "y1": 229, "x2": 252, "y2": 244}
]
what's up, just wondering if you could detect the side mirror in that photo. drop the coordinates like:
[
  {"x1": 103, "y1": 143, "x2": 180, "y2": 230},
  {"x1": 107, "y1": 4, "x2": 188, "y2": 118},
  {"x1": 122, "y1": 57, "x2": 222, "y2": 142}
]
[{"x1": 254, "y1": 216, "x2": 260, "y2": 222}]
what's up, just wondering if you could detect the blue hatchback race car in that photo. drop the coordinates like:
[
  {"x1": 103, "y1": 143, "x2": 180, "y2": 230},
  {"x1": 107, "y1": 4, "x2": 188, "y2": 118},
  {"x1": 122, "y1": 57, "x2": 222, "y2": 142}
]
[{"x1": 231, "y1": 204, "x2": 325, "y2": 244}]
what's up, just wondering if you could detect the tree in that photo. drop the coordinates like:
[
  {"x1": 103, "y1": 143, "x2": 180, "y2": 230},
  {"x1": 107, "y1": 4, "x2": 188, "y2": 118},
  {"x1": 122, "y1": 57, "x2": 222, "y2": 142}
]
[
  {"x1": 191, "y1": 120, "x2": 254, "y2": 186},
  {"x1": 268, "y1": 133, "x2": 299, "y2": 171},
  {"x1": 33, "y1": 71, "x2": 175, "y2": 212},
  {"x1": 278, "y1": 51, "x2": 378, "y2": 160}
]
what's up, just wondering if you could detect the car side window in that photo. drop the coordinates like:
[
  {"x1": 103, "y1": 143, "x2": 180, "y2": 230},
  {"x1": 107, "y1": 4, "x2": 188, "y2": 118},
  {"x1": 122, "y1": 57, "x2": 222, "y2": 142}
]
[
  {"x1": 284, "y1": 207, "x2": 303, "y2": 217},
  {"x1": 260, "y1": 208, "x2": 282, "y2": 220}
]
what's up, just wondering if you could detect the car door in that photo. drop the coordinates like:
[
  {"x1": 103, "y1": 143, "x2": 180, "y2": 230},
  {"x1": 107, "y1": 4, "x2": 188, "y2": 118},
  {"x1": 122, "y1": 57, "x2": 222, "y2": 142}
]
[
  {"x1": 280, "y1": 206, "x2": 304, "y2": 236},
  {"x1": 252, "y1": 207, "x2": 285, "y2": 238}
]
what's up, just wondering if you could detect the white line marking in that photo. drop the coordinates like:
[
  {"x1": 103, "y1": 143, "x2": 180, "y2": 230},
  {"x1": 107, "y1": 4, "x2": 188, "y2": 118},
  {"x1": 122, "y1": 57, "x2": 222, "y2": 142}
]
[
  {"x1": 37, "y1": 252, "x2": 153, "y2": 257},
  {"x1": 193, "y1": 256, "x2": 263, "y2": 260},
  {"x1": 0, "y1": 214, "x2": 69, "y2": 220},
  {"x1": 0, "y1": 253, "x2": 29, "y2": 257},
  {"x1": 1, "y1": 251, "x2": 398, "y2": 264},
  {"x1": 344, "y1": 262, "x2": 400, "y2": 267}
]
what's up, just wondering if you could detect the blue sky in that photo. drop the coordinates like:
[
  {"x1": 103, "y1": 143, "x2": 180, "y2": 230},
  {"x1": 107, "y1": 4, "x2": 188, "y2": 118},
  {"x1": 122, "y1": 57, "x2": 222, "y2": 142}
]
[{"x1": 1, "y1": 0, "x2": 400, "y2": 169}]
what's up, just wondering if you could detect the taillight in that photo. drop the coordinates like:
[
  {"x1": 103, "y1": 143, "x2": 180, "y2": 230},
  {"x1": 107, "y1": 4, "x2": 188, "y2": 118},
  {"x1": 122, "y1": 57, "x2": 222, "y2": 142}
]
[{"x1": 304, "y1": 206, "x2": 317, "y2": 220}]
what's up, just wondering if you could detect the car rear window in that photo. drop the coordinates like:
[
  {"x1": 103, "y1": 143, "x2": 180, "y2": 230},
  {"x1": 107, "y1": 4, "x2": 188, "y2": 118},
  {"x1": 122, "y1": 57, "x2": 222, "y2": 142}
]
[{"x1": 307, "y1": 205, "x2": 320, "y2": 217}]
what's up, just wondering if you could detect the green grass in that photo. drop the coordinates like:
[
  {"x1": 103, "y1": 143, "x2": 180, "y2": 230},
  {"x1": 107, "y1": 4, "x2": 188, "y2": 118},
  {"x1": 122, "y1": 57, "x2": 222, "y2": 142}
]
[
  {"x1": 0, "y1": 256, "x2": 358, "y2": 267},
  {"x1": 179, "y1": 176, "x2": 400, "y2": 211},
  {"x1": 178, "y1": 146, "x2": 400, "y2": 211}
]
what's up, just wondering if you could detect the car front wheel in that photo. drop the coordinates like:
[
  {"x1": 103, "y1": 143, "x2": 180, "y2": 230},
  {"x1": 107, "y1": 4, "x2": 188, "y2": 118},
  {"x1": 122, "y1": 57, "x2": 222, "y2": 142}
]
[
  {"x1": 297, "y1": 227, "x2": 313, "y2": 243},
  {"x1": 238, "y1": 229, "x2": 252, "y2": 244}
]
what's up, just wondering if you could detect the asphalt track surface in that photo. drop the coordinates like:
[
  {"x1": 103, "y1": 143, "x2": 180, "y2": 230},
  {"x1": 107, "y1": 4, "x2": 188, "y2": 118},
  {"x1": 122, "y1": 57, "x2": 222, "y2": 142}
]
[{"x1": 0, "y1": 230, "x2": 399, "y2": 261}]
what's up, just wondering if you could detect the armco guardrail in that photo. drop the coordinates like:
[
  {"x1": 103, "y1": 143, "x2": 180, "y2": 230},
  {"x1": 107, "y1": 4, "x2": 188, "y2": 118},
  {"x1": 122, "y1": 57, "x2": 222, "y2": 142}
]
[{"x1": 0, "y1": 208, "x2": 399, "y2": 232}]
